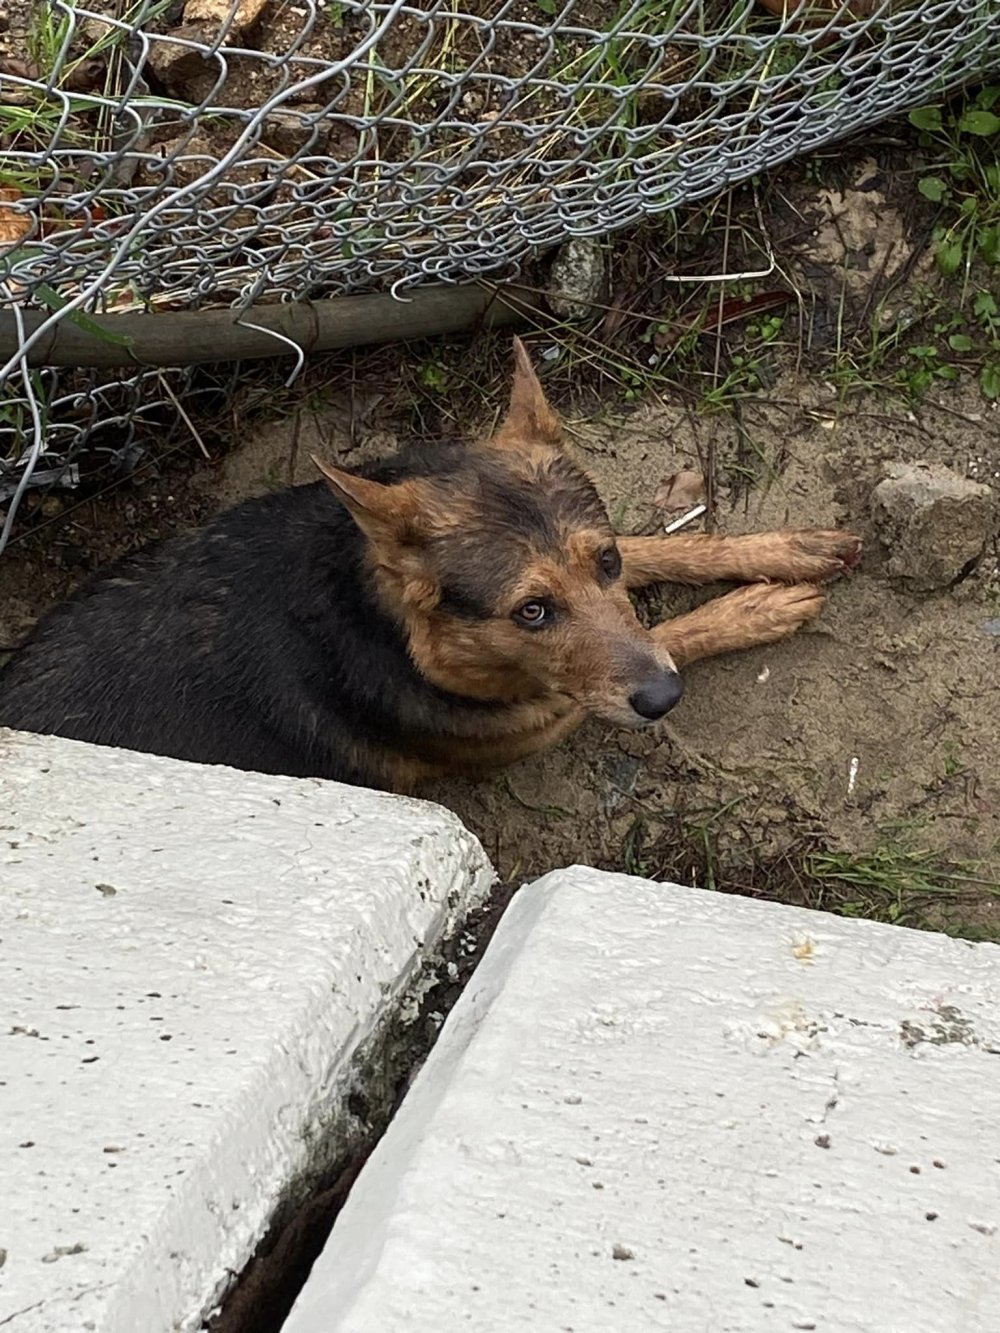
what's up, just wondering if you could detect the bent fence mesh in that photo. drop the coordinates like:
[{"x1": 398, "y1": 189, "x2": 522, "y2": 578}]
[{"x1": 1, "y1": 0, "x2": 999, "y2": 547}]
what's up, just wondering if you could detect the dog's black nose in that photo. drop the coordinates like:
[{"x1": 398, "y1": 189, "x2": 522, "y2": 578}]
[{"x1": 629, "y1": 672, "x2": 684, "y2": 721}]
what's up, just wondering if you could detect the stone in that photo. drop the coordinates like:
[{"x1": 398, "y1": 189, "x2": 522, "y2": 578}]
[
  {"x1": 871, "y1": 461, "x2": 996, "y2": 591},
  {"x1": 183, "y1": 0, "x2": 268, "y2": 29},
  {"x1": 546, "y1": 236, "x2": 607, "y2": 321},
  {"x1": 144, "y1": 25, "x2": 214, "y2": 97},
  {"x1": 261, "y1": 105, "x2": 326, "y2": 157}
]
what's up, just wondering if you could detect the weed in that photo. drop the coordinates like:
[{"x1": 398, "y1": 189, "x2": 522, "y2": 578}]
[
  {"x1": 910, "y1": 91, "x2": 1000, "y2": 278},
  {"x1": 418, "y1": 360, "x2": 448, "y2": 394},
  {"x1": 941, "y1": 919, "x2": 1000, "y2": 943},
  {"x1": 805, "y1": 842, "x2": 1000, "y2": 928},
  {"x1": 0, "y1": 0, "x2": 173, "y2": 178},
  {"x1": 31, "y1": 1, "x2": 171, "y2": 87},
  {"x1": 941, "y1": 743, "x2": 966, "y2": 780},
  {"x1": 904, "y1": 88, "x2": 1000, "y2": 400},
  {"x1": 613, "y1": 794, "x2": 999, "y2": 942},
  {"x1": 897, "y1": 341, "x2": 960, "y2": 397},
  {"x1": 622, "y1": 819, "x2": 650, "y2": 878}
]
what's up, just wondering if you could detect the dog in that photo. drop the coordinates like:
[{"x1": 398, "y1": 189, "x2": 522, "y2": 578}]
[{"x1": 0, "y1": 339, "x2": 861, "y2": 792}]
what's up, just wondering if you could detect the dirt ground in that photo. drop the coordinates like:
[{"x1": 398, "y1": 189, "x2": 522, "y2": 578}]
[{"x1": 2, "y1": 142, "x2": 999, "y2": 941}]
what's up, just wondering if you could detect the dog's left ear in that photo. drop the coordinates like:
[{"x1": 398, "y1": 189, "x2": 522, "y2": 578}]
[
  {"x1": 489, "y1": 336, "x2": 562, "y2": 451},
  {"x1": 313, "y1": 456, "x2": 441, "y2": 614},
  {"x1": 312, "y1": 456, "x2": 422, "y2": 544}
]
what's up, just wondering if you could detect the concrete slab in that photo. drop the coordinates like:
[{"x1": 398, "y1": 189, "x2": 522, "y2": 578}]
[
  {"x1": 285, "y1": 865, "x2": 1000, "y2": 1333},
  {"x1": 0, "y1": 729, "x2": 492, "y2": 1333}
]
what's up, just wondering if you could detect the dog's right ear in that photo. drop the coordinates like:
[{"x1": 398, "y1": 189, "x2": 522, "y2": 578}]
[
  {"x1": 312, "y1": 456, "x2": 421, "y2": 543},
  {"x1": 488, "y1": 336, "x2": 562, "y2": 452}
]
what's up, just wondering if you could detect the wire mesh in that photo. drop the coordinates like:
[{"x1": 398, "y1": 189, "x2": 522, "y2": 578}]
[{"x1": 1, "y1": 0, "x2": 999, "y2": 549}]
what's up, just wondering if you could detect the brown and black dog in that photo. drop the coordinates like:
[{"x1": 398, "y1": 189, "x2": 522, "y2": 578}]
[{"x1": 0, "y1": 340, "x2": 860, "y2": 791}]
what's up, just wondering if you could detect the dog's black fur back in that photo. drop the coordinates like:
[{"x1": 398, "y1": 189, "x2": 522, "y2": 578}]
[{"x1": 0, "y1": 445, "x2": 502, "y2": 787}]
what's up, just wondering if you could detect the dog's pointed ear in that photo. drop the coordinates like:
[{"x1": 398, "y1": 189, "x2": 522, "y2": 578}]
[
  {"x1": 312, "y1": 456, "x2": 420, "y2": 541},
  {"x1": 489, "y1": 336, "x2": 562, "y2": 451}
]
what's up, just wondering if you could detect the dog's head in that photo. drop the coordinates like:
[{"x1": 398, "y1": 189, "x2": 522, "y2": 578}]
[{"x1": 314, "y1": 338, "x2": 681, "y2": 727}]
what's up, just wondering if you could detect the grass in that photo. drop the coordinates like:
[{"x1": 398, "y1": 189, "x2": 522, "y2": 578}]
[
  {"x1": 618, "y1": 807, "x2": 1000, "y2": 940},
  {"x1": 0, "y1": 0, "x2": 175, "y2": 209},
  {"x1": 805, "y1": 844, "x2": 1000, "y2": 928},
  {"x1": 823, "y1": 88, "x2": 1000, "y2": 404},
  {"x1": 904, "y1": 90, "x2": 1000, "y2": 401},
  {"x1": 388, "y1": 184, "x2": 787, "y2": 435}
]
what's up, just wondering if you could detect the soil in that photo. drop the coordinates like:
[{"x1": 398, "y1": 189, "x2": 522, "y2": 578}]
[{"x1": 2, "y1": 140, "x2": 999, "y2": 942}]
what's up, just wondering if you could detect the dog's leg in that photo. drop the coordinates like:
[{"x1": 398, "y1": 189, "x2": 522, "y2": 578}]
[
  {"x1": 651, "y1": 583, "x2": 827, "y2": 668},
  {"x1": 618, "y1": 531, "x2": 861, "y2": 589}
]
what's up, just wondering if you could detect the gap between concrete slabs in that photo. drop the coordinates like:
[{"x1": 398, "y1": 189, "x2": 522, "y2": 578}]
[
  {"x1": 283, "y1": 866, "x2": 1000, "y2": 1333},
  {"x1": 0, "y1": 728, "x2": 494, "y2": 1333}
]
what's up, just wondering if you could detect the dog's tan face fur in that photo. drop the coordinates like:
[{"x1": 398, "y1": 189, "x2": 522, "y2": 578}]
[{"x1": 315, "y1": 340, "x2": 678, "y2": 727}]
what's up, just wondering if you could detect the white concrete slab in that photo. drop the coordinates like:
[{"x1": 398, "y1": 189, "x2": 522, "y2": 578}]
[
  {"x1": 285, "y1": 865, "x2": 1000, "y2": 1333},
  {"x1": 0, "y1": 729, "x2": 492, "y2": 1333}
]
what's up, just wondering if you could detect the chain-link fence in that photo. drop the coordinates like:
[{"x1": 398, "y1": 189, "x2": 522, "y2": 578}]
[{"x1": 1, "y1": 0, "x2": 999, "y2": 548}]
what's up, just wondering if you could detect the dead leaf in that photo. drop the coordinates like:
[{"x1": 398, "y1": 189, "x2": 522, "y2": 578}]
[
  {"x1": 599, "y1": 288, "x2": 631, "y2": 339},
  {"x1": 183, "y1": 0, "x2": 269, "y2": 30},
  {"x1": 0, "y1": 187, "x2": 31, "y2": 251},
  {"x1": 653, "y1": 470, "x2": 706, "y2": 512}
]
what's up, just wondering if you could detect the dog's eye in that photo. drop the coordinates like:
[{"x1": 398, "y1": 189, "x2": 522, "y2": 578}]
[
  {"x1": 512, "y1": 599, "x2": 552, "y2": 629},
  {"x1": 599, "y1": 547, "x2": 622, "y2": 581}
]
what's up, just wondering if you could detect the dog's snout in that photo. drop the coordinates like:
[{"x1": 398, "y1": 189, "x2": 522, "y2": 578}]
[{"x1": 628, "y1": 671, "x2": 684, "y2": 722}]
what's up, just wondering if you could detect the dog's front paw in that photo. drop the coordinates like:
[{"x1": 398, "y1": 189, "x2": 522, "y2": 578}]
[
  {"x1": 734, "y1": 582, "x2": 827, "y2": 641},
  {"x1": 787, "y1": 530, "x2": 862, "y2": 582}
]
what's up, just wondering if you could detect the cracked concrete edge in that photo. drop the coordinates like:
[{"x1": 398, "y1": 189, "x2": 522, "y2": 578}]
[
  {"x1": 284, "y1": 867, "x2": 1000, "y2": 1333},
  {"x1": 0, "y1": 729, "x2": 494, "y2": 1333}
]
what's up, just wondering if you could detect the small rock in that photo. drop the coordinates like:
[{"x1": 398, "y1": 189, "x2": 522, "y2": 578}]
[
  {"x1": 261, "y1": 105, "x2": 325, "y2": 157},
  {"x1": 145, "y1": 26, "x2": 213, "y2": 96},
  {"x1": 547, "y1": 237, "x2": 607, "y2": 321},
  {"x1": 183, "y1": 0, "x2": 268, "y2": 28},
  {"x1": 138, "y1": 131, "x2": 265, "y2": 203},
  {"x1": 982, "y1": 618, "x2": 1000, "y2": 638},
  {"x1": 871, "y1": 462, "x2": 996, "y2": 591},
  {"x1": 612, "y1": 1242, "x2": 635, "y2": 1261}
]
